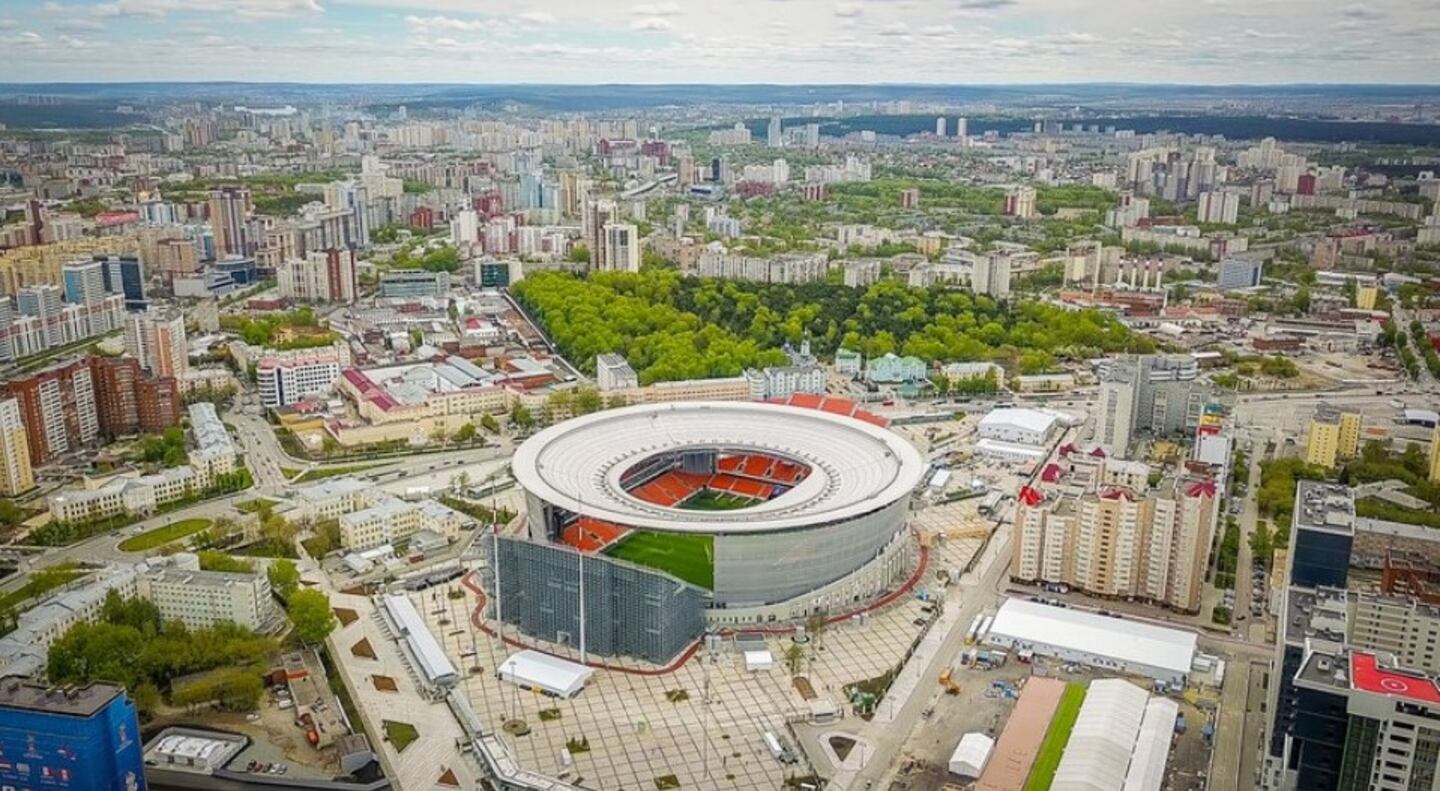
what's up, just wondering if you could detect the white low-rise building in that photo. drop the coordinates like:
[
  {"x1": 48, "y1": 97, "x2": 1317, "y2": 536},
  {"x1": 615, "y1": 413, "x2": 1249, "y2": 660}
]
[
  {"x1": 295, "y1": 476, "x2": 473, "y2": 551},
  {"x1": 978, "y1": 408, "x2": 1059, "y2": 446},
  {"x1": 138, "y1": 555, "x2": 276, "y2": 632}
]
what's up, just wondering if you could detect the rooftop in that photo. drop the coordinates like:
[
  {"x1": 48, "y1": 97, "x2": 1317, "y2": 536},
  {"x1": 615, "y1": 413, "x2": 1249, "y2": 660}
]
[
  {"x1": 1294, "y1": 480, "x2": 1356, "y2": 536},
  {"x1": 987, "y1": 598, "x2": 1197, "y2": 676},
  {"x1": 0, "y1": 676, "x2": 124, "y2": 717}
]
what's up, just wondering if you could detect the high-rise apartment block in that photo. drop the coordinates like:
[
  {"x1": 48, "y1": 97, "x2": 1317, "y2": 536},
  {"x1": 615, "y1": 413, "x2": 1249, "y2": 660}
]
[
  {"x1": 1003, "y1": 186, "x2": 1038, "y2": 219},
  {"x1": 601, "y1": 224, "x2": 640, "y2": 272},
  {"x1": 1216, "y1": 257, "x2": 1264, "y2": 291},
  {"x1": 0, "y1": 357, "x2": 99, "y2": 465},
  {"x1": 88, "y1": 356, "x2": 181, "y2": 440},
  {"x1": 583, "y1": 198, "x2": 617, "y2": 270},
  {"x1": 124, "y1": 309, "x2": 188, "y2": 379},
  {"x1": 0, "y1": 398, "x2": 35, "y2": 496},
  {"x1": 208, "y1": 186, "x2": 253, "y2": 259},
  {"x1": 1092, "y1": 355, "x2": 1215, "y2": 457},
  {"x1": 1305, "y1": 406, "x2": 1362, "y2": 469},
  {"x1": 1011, "y1": 453, "x2": 1219, "y2": 612},
  {"x1": 1196, "y1": 190, "x2": 1240, "y2": 224},
  {"x1": 277, "y1": 248, "x2": 357, "y2": 304}
]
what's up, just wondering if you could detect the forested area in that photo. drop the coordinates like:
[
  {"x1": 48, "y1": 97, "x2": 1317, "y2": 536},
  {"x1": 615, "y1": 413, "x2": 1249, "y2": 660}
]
[{"x1": 511, "y1": 269, "x2": 1155, "y2": 383}]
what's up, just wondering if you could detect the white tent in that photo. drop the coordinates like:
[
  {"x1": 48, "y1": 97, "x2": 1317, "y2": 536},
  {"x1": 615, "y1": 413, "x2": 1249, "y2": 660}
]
[
  {"x1": 497, "y1": 650, "x2": 594, "y2": 698},
  {"x1": 1123, "y1": 697, "x2": 1179, "y2": 791},
  {"x1": 1052, "y1": 679, "x2": 1148, "y2": 791},
  {"x1": 948, "y1": 732, "x2": 994, "y2": 779},
  {"x1": 744, "y1": 649, "x2": 774, "y2": 672}
]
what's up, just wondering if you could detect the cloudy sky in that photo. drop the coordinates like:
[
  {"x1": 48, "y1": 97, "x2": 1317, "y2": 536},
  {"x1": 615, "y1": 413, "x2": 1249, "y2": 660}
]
[{"x1": 2, "y1": 0, "x2": 1439, "y2": 84}]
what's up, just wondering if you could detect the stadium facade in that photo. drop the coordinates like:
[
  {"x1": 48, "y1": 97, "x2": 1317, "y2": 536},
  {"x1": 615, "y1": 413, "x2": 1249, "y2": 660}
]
[{"x1": 490, "y1": 400, "x2": 927, "y2": 661}]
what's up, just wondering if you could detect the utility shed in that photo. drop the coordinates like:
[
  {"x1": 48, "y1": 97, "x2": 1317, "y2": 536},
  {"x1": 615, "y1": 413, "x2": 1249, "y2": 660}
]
[
  {"x1": 949, "y1": 732, "x2": 995, "y2": 779},
  {"x1": 497, "y1": 650, "x2": 594, "y2": 698}
]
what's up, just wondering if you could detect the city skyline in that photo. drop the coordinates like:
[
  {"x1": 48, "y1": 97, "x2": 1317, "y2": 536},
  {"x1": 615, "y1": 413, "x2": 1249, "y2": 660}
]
[{"x1": 1, "y1": 0, "x2": 1439, "y2": 84}]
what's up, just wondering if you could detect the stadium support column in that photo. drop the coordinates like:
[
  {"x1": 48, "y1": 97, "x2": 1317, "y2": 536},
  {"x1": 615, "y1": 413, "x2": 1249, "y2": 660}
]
[{"x1": 578, "y1": 550, "x2": 587, "y2": 664}]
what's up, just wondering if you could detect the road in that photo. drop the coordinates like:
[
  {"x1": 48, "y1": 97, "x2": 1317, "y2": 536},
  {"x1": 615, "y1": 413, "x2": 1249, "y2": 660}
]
[{"x1": 844, "y1": 526, "x2": 1015, "y2": 790}]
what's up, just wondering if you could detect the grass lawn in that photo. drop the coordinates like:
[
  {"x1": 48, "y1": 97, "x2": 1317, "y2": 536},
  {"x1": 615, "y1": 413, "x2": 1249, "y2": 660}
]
[
  {"x1": 118, "y1": 518, "x2": 213, "y2": 552},
  {"x1": 0, "y1": 564, "x2": 84, "y2": 611},
  {"x1": 678, "y1": 489, "x2": 755, "y2": 511},
  {"x1": 605, "y1": 530, "x2": 714, "y2": 589},
  {"x1": 292, "y1": 463, "x2": 389, "y2": 483},
  {"x1": 1023, "y1": 682, "x2": 1088, "y2": 791},
  {"x1": 382, "y1": 720, "x2": 419, "y2": 753},
  {"x1": 234, "y1": 498, "x2": 277, "y2": 513}
]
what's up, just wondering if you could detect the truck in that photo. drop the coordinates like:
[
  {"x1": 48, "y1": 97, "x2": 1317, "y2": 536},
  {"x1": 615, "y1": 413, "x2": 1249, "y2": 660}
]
[{"x1": 762, "y1": 731, "x2": 798, "y2": 764}]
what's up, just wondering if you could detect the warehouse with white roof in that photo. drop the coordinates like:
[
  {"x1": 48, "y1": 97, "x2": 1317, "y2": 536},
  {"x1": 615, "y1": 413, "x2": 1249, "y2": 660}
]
[{"x1": 984, "y1": 599, "x2": 1197, "y2": 686}]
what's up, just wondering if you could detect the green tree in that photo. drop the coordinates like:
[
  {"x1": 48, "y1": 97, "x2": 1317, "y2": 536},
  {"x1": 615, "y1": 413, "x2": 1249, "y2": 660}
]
[
  {"x1": 453, "y1": 423, "x2": 477, "y2": 442},
  {"x1": 510, "y1": 405, "x2": 535, "y2": 430},
  {"x1": 287, "y1": 589, "x2": 337, "y2": 644},
  {"x1": 267, "y1": 558, "x2": 300, "y2": 599},
  {"x1": 0, "y1": 498, "x2": 25, "y2": 527},
  {"x1": 567, "y1": 244, "x2": 590, "y2": 264},
  {"x1": 479, "y1": 413, "x2": 500, "y2": 434}
]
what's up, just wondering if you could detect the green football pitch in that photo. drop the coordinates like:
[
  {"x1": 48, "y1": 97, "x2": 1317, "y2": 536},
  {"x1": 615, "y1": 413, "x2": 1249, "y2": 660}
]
[
  {"x1": 677, "y1": 489, "x2": 755, "y2": 511},
  {"x1": 605, "y1": 530, "x2": 715, "y2": 590}
]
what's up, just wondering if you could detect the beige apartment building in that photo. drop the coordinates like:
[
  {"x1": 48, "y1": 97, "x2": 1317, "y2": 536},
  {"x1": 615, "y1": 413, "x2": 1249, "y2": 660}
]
[
  {"x1": 1012, "y1": 455, "x2": 1220, "y2": 613},
  {"x1": 1304, "y1": 406, "x2": 1361, "y2": 469}
]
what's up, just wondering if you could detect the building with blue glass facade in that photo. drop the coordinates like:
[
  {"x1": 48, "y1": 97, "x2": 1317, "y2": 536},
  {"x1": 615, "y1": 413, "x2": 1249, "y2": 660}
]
[
  {"x1": 0, "y1": 676, "x2": 147, "y2": 791},
  {"x1": 95, "y1": 255, "x2": 147, "y2": 311}
]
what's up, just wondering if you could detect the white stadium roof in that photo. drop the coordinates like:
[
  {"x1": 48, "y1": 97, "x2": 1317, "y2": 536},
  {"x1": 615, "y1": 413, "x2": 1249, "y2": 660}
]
[
  {"x1": 510, "y1": 401, "x2": 927, "y2": 533},
  {"x1": 987, "y1": 599, "x2": 1197, "y2": 677}
]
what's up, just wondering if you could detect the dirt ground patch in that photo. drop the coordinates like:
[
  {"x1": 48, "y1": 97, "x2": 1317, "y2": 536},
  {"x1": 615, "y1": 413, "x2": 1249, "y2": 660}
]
[
  {"x1": 794, "y1": 677, "x2": 817, "y2": 700},
  {"x1": 372, "y1": 675, "x2": 398, "y2": 692},
  {"x1": 334, "y1": 607, "x2": 358, "y2": 626}
]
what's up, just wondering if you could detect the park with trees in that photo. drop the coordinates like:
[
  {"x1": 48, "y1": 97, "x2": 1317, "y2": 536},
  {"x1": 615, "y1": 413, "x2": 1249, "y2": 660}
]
[{"x1": 512, "y1": 268, "x2": 1154, "y2": 385}]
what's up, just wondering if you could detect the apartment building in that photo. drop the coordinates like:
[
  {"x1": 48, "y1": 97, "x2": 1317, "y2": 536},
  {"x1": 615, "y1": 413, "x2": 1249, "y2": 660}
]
[
  {"x1": 1, "y1": 356, "x2": 100, "y2": 465},
  {"x1": 276, "y1": 248, "x2": 357, "y2": 304},
  {"x1": 245, "y1": 341, "x2": 351, "y2": 408},
  {"x1": 1011, "y1": 454, "x2": 1219, "y2": 613},
  {"x1": 1305, "y1": 406, "x2": 1362, "y2": 469},
  {"x1": 89, "y1": 356, "x2": 181, "y2": 440},
  {"x1": 124, "y1": 309, "x2": 188, "y2": 379},
  {"x1": 1093, "y1": 355, "x2": 1216, "y2": 457},
  {"x1": 0, "y1": 398, "x2": 35, "y2": 496}
]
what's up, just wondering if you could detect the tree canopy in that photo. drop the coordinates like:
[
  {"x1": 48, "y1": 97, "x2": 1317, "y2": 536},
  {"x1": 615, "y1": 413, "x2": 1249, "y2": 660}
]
[{"x1": 512, "y1": 269, "x2": 1153, "y2": 384}]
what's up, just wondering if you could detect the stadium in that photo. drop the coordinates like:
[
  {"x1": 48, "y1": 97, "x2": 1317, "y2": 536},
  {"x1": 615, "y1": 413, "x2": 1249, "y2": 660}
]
[{"x1": 509, "y1": 399, "x2": 928, "y2": 613}]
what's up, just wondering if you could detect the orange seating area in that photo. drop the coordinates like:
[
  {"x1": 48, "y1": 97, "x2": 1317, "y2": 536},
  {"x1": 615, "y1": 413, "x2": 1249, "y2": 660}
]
[
  {"x1": 630, "y1": 470, "x2": 709, "y2": 506},
  {"x1": 710, "y1": 474, "x2": 774, "y2": 500},
  {"x1": 561, "y1": 517, "x2": 629, "y2": 553}
]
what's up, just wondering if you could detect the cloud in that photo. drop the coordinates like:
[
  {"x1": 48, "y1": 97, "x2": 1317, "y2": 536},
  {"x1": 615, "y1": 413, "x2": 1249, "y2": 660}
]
[
  {"x1": 54, "y1": 18, "x2": 106, "y2": 31},
  {"x1": 631, "y1": 16, "x2": 672, "y2": 31},
  {"x1": 57, "y1": 34, "x2": 88, "y2": 47},
  {"x1": 516, "y1": 10, "x2": 555, "y2": 25},
  {"x1": 834, "y1": 2, "x2": 863, "y2": 17},
  {"x1": 89, "y1": 0, "x2": 321, "y2": 18},
  {"x1": 1339, "y1": 3, "x2": 1384, "y2": 19},
  {"x1": 955, "y1": 0, "x2": 1016, "y2": 9},
  {"x1": 631, "y1": 2, "x2": 681, "y2": 15},
  {"x1": 406, "y1": 14, "x2": 489, "y2": 32},
  {"x1": 0, "y1": 18, "x2": 17, "y2": 30},
  {"x1": 878, "y1": 21, "x2": 910, "y2": 36}
]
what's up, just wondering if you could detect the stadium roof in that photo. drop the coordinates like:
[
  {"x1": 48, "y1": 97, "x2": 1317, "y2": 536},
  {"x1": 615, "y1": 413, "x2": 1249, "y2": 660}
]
[
  {"x1": 988, "y1": 599, "x2": 1197, "y2": 677},
  {"x1": 511, "y1": 401, "x2": 926, "y2": 533}
]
